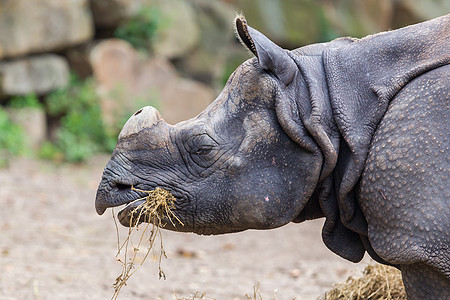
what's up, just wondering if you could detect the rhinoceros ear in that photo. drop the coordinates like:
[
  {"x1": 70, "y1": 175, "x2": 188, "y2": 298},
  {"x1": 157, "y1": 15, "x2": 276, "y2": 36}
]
[{"x1": 235, "y1": 16, "x2": 296, "y2": 86}]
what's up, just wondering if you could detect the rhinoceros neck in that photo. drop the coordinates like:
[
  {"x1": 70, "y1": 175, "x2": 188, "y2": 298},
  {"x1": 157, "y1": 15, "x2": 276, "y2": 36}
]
[
  {"x1": 307, "y1": 15, "x2": 450, "y2": 263},
  {"x1": 287, "y1": 50, "x2": 341, "y2": 181},
  {"x1": 287, "y1": 43, "x2": 368, "y2": 261}
]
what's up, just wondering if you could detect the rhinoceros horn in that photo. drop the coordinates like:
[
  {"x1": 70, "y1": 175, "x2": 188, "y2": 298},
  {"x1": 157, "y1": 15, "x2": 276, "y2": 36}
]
[{"x1": 118, "y1": 106, "x2": 164, "y2": 139}]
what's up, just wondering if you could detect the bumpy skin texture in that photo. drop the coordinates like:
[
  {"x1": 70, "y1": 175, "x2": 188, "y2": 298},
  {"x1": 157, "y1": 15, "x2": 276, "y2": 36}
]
[
  {"x1": 359, "y1": 65, "x2": 449, "y2": 299},
  {"x1": 96, "y1": 15, "x2": 450, "y2": 299}
]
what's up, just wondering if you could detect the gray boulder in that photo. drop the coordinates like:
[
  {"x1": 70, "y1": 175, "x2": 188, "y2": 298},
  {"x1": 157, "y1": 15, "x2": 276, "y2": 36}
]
[
  {"x1": 147, "y1": 0, "x2": 200, "y2": 59},
  {"x1": 0, "y1": 0, "x2": 93, "y2": 59},
  {"x1": 8, "y1": 107, "x2": 47, "y2": 151},
  {"x1": 0, "y1": 54, "x2": 69, "y2": 97},
  {"x1": 89, "y1": 39, "x2": 214, "y2": 127},
  {"x1": 89, "y1": 0, "x2": 141, "y2": 27}
]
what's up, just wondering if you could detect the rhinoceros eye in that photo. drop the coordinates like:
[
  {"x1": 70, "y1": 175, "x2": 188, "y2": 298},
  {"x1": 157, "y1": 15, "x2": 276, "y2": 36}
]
[
  {"x1": 185, "y1": 134, "x2": 218, "y2": 167},
  {"x1": 193, "y1": 146, "x2": 213, "y2": 156}
]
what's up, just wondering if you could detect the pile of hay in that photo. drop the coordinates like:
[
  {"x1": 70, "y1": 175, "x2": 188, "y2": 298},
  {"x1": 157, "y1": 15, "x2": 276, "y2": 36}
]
[
  {"x1": 323, "y1": 263, "x2": 407, "y2": 300},
  {"x1": 112, "y1": 187, "x2": 183, "y2": 300}
]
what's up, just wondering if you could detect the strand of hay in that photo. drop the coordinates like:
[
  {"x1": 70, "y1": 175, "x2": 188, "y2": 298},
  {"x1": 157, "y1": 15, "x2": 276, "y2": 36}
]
[
  {"x1": 245, "y1": 283, "x2": 263, "y2": 300},
  {"x1": 112, "y1": 187, "x2": 184, "y2": 300},
  {"x1": 323, "y1": 263, "x2": 406, "y2": 300}
]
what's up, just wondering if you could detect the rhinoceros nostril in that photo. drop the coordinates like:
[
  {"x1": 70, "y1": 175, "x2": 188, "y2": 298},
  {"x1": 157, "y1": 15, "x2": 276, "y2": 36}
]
[
  {"x1": 116, "y1": 183, "x2": 132, "y2": 192},
  {"x1": 134, "y1": 109, "x2": 143, "y2": 116}
]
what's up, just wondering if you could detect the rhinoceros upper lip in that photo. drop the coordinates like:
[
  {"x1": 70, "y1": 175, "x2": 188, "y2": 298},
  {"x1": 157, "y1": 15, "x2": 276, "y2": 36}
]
[{"x1": 95, "y1": 180, "x2": 142, "y2": 215}]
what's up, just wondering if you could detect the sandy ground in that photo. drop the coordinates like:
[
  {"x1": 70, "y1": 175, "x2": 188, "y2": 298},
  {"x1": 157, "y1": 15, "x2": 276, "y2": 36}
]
[{"x1": 0, "y1": 156, "x2": 371, "y2": 300}]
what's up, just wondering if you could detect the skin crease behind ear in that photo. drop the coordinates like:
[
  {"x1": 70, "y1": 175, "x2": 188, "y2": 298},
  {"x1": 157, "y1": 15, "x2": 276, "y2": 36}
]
[{"x1": 235, "y1": 15, "x2": 364, "y2": 262}]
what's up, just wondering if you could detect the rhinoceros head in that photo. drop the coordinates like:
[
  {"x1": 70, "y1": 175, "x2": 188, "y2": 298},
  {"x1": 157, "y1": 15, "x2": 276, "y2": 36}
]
[{"x1": 95, "y1": 17, "x2": 327, "y2": 235}]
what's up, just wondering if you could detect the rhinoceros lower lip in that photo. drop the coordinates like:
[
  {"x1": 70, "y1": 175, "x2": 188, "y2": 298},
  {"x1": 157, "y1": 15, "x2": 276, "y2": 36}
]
[{"x1": 117, "y1": 199, "x2": 146, "y2": 227}]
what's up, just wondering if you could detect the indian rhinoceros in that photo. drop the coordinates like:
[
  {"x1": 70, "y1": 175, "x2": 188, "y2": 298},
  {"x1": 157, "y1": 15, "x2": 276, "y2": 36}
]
[{"x1": 96, "y1": 15, "x2": 450, "y2": 299}]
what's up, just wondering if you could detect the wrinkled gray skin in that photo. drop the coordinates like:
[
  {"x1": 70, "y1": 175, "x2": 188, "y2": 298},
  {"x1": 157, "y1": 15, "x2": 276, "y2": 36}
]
[{"x1": 96, "y1": 15, "x2": 450, "y2": 299}]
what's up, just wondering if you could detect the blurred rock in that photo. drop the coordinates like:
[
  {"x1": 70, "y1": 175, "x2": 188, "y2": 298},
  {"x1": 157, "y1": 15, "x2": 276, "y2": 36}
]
[
  {"x1": 65, "y1": 43, "x2": 97, "y2": 79},
  {"x1": 231, "y1": 0, "x2": 329, "y2": 47},
  {"x1": 289, "y1": 268, "x2": 301, "y2": 278},
  {"x1": 0, "y1": 54, "x2": 70, "y2": 97},
  {"x1": 89, "y1": 0, "x2": 141, "y2": 27},
  {"x1": 90, "y1": 39, "x2": 214, "y2": 127},
  {"x1": 230, "y1": 0, "x2": 447, "y2": 48},
  {"x1": 8, "y1": 108, "x2": 47, "y2": 151},
  {"x1": 172, "y1": 0, "x2": 241, "y2": 87},
  {"x1": 321, "y1": 0, "x2": 393, "y2": 38},
  {"x1": 146, "y1": 0, "x2": 200, "y2": 59},
  {"x1": 392, "y1": 0, "x2": 450, "y2": 29},
  {"x1": 319, "y1": 0, "x2": 448, "y2": 38},
  {"x1": 0, "y1": 0, "x2": 94, "y2": 59}
]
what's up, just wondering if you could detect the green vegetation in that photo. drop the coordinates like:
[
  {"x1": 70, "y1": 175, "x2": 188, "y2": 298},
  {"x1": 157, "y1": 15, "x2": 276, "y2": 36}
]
[
  {"x1": 0, "y1": 74, "x2": 158, "y2": 165},
  {"x1": 0, "y1": 94, "x2": 44, "y2": 167},
  {"x1": 9, "y1": 93, "x2": 42, "y2": 109},
  {"x1": 114, "y1": 7, "x2": 165, "y2": 52},
  {"x1": 42, "y1": 75, "x2": 116, "y2": 162},
  {"x1": 0, "y1": 108, "x2": 26, "y2": 167}
]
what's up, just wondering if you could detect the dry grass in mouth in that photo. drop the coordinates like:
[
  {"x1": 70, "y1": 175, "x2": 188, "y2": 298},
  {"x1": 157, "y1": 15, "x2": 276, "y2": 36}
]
[
  {"x1": 111, "y1": 186, "x2": 184, "y2": 300},
  {"x1": 323, "y1": 263, "x2": 406, "y2": 300}
]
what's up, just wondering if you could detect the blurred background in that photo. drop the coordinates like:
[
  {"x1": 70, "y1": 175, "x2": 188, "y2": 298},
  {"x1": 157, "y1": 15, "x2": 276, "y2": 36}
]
[
  {"x1": 0, "y1": 0, "x2": 448, "y2": 165},
  {"x1": 0, "y1": 1, "x2": 448, "y2": 299}
]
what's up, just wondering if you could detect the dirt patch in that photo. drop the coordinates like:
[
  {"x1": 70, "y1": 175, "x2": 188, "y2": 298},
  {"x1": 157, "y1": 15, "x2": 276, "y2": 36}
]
[{"x1": 0, "y1": 156, "x2": 371, "y2": 299}]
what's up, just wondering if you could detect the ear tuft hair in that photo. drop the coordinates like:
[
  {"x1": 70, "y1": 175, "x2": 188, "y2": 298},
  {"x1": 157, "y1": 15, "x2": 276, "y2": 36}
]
[
  {"x1": 234, "y1": 15, "x2": 258, "y2": 57},
  {"x1": 233, "y1": 14, "x2": 297, "y2": 86}
]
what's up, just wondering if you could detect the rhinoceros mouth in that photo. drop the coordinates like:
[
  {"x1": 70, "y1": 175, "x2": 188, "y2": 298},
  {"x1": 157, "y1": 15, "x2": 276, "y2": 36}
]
[
  {"x1": 96, "y1": 181, "x2": 152, "y2": 224},
  {"x1": 117, "y1": 198, "x2": 146, "y2": 227},
  {"x1": 95, "y1": 179, "x2": 144, "y2": 215},
  {"x1": 96, "y1": 178, "x2": 188, "y2": 229},
  {"x1": 117, "y1": 191, "x2": 190, "y2": 230}
]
